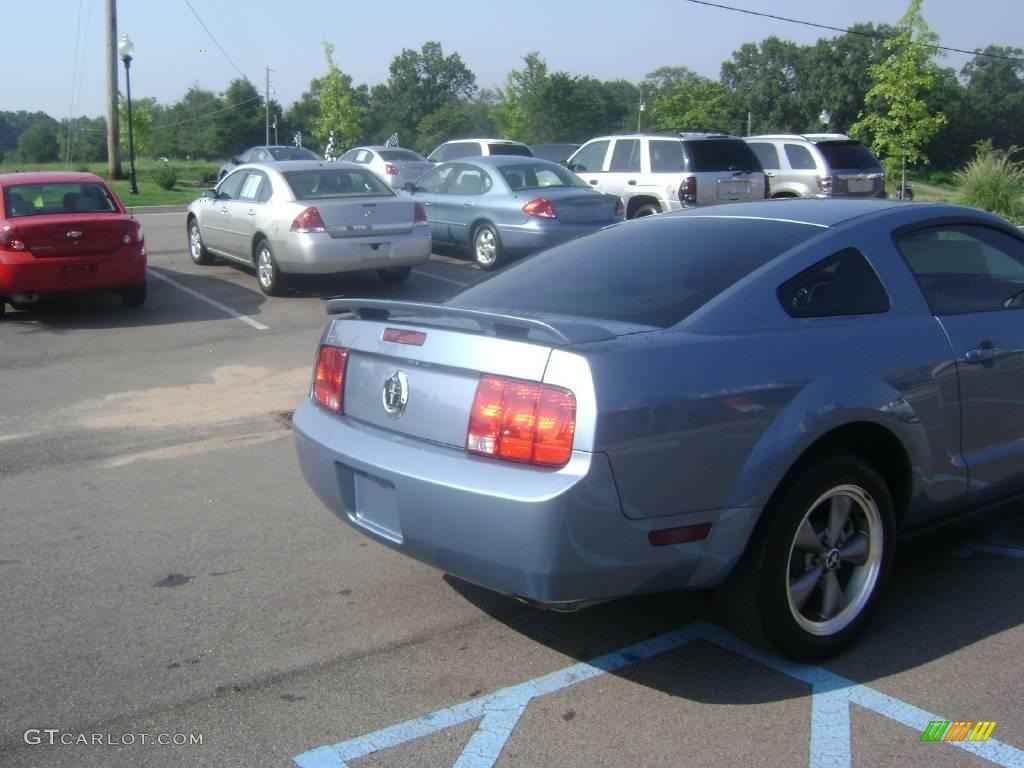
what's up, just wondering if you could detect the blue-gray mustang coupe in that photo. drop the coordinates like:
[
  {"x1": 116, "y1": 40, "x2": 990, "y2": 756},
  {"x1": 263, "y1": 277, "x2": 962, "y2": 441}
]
[{"x1": 294, "y1": 198, "x2": 1024, "y2": 659}]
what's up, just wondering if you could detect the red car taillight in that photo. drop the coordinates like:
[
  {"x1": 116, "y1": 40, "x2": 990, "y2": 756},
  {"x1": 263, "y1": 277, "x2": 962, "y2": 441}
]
[
  {"x1": 414, "y1": 202, "x2": 428, "y2": 226},
  {"x1": 291, "y1": 207, "x2": 327, "y2": 233},
  {"x1": 0, "y1": 224, "x2": 26, "y2": 251},
  {"x1": 678, "y1": 177, "x2": 697, "y2": 205},
  {"x1": 816, "y1": 175, "x2": 833, "y2": 196},
  {"x1": 467, "y1": 375, "x2": 576, "y2": 467},
  {"x1": 522, "y1": 197, "x2": 556, "y2": 218},
  {"x1": 384, "y1": 163, "x2": 399, "y2": 176},
  {"x1": 121, "y1": 220, "x2": 144, "y2": 245},
  {"x1": 313, "y1": 345, "x2": 349, "y2": 412}
]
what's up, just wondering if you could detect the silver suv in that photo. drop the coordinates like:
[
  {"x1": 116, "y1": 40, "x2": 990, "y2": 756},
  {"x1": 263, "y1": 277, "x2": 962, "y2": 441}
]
[
  {"x1": 745, "y1": 134, "x2": 886, "y2": 199},
  {"x1": 566, "y1": 132, "x2": 767, "y2": 218}
]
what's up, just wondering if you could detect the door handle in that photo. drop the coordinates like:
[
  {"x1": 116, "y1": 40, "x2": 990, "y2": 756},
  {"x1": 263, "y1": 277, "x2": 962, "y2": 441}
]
[
  {"x1": 965, "y1": 344, "x2": 1008, "y2": 364},
  {"x1": 589, "y1": 180, "x2": 598, "y2": 185},
  {"x1": 463, "y1": 202, "x2": 474, "y2": 207},
  {"x1": 220, "y1": 206, "x2": 228, "y2": 213},
  {"x1": 248, "y1": 209, "x2": 256, "y2": 216},
  {"x1": 627, "y1": 180, "x2": 637, "y2": 186}
]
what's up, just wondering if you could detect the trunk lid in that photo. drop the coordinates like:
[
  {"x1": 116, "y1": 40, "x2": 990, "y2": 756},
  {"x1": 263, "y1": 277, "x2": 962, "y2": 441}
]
[
  {"x1": 17, "y1": 214, "x2": 128, "y2": 258},
  {"x1": 544, "y1": 191, "x2": 619, "y2": 224},
  {"x1": 314, "y1": 199, "x2": 415, "y2": 238}
]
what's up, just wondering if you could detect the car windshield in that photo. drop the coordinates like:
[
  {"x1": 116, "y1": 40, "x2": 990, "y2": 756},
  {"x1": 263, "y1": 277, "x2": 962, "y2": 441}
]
[
  {"x1": 487, "y1": 143, "x2": 533, "y2": 157},
  {"x1": 268, "y1": 147, "x2": 318, "y2": 161},
  {"x1": 4, "y1": 182, "x2": 119, "y2": 217},
  {"x1": 499, "y1": 163, "x2": 589, "y2": 190},
  {"x1": 447, "y1": 218, "x2": 817, "y2": 327},
  {"x1": 283, "y1": 169, "x2": 394, "y2": 200},
  {"x1": 378, "y1": 149, "x2": 426, "y2": 162},
  {"x1": 687, "y1": 139, "x2": 763, "y2": 172},
  {"x1": 817, "y1": 142, "x2": 882, "y2": 170}
]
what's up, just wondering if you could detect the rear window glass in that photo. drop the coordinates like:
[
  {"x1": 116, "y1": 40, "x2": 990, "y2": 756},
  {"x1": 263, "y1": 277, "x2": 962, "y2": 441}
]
[
  {"x1": 447, "y1": 218, "x2": 816, "y2": 327},
  {"x1": 499, "y1": 164, "x2": 588, "y2": 190},
  {"x1": 283, "y1": 169, "x2": 394, "y2": 199},
  {"x1": 378, "y1": 149, "x2": 426, "y2": 162},
  {"x1": 487, "y1": 143, "x2": 532, "y2": 157},
  {"x1": 4, "y1": 182, "x2": 118, "y2": 216},
  {"x1": 268, "y1": 147, "x2": 318, "y2": 161},
  {"x1": 687, "y1": 139, "x2": 763, "y2": 172},
  {"x1": 817, "y1": 142, "x2": 881, "y2": 170}
]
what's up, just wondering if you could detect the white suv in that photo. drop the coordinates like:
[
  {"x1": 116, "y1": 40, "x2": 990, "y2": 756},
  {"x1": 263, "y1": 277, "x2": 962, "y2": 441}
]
[
  {"x1": 745, "y1": 134, "x2": 886, "y2": 199},
  {"x1": 566, "y1": 132, "x2": 767, "y2": 218},
  {"x1": 427, "y1": 139, "x2": 532, "y2": 163}
]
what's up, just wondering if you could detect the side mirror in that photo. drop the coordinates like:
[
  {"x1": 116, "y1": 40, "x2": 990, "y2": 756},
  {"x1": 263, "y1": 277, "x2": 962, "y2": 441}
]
[
  {"x1": 402, "y1": 182, "x2": 417, "y2": 193},
  {"x1": 202, "y1": 188, "x2": 218, "y2": 199}
]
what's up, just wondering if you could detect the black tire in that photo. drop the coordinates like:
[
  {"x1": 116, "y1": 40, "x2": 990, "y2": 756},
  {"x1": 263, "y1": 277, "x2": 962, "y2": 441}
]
[
  {"x1": 631, "y1": 203, "x2": 661, "y2": 219},
  {"x1": 378, "y1": 266, "x2": 412, "y2": 285},
  {"x1": 472, "y1": 223, "x2": 504, "y2": 271},
  {"x1": 715, "y1": 455, "x2": 895, "y2": 660},
  {"x1": 120, "y1": 282, "x2": 147, "y2": 308},
  {"x1": 188, "y1": 218, "x2": 213, "y2": 265},
  {"x1": 255, "y1": 239, "x2": 286, "y2": 296}
]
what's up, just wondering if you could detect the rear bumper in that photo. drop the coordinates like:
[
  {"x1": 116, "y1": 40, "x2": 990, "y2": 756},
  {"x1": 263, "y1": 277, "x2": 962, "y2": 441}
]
[
  {"x1": 495, "y1": 219, "x2": 616, "y2": 257},
  {"x1": 293, "y1": 398, "x2": 753, "y2": 604},
  {"x1": 0, "y1": 248, "x2": 146, "y2": 295},
  {"x1": 279, "y1": 229, "x2": 431, "y2": 274}
]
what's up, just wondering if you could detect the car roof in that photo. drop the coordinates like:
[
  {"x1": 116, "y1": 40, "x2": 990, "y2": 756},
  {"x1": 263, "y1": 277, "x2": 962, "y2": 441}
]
[
  {"x1": 443, "y1": 138, "x2": 529, "y2": 146},
  {"x1": 669, "y1": 198, "x2": 910, "y2": 228},
  {"x1": 0, "y1": 171, "x2": 107, "y2": 185},
  {"x1": 241, "y1": 160, "x2": 363, "y2": 173},
  {"x1": 747, "y1": 133, "x2": 854, "y2": 143},
  {"x1": 447, "y1": 155, "x2": 568, "y2": 169}
]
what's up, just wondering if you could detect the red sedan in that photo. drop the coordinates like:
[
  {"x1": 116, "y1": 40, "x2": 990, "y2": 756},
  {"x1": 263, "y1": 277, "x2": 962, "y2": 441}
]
[{"x1": 0, "y1": 172, "x2": 146, "y2": 317}]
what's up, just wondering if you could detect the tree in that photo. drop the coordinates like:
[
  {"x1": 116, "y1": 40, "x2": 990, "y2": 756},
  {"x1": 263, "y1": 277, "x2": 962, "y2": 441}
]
[
  {"x1": 314, "y1": 41, "x2": 368, "y2": 151},
  {"x1": 58, "y1": 116, "x2": 108, "y2": 164},
  {"x1": 851, "y1": 0, "x2": 947, "y2": 191},
  {"x1": 17, "y1": 122, "x2": 59, "y2": 163},
  {"x1": 960, "y1": 45, "x2": 1024, "y2": 154},
  {"x1": 284, "y1": 77, "x2": 324, "y2": 153},
  {"x1": 493, "y1": 52, "x2": 550, "y2": 142},
  {"x1": 214, "y1": 79, "x2": 265, "y2": 154},
  {"x1": 646, "y1": 69, "x2": 731, "y2": 133},
  {"x1": 721, "y1": 37, "x2": 804, "y2": 134},
  {"x1": 119, "y1": 96, "x2": 155, "y2": 158}
]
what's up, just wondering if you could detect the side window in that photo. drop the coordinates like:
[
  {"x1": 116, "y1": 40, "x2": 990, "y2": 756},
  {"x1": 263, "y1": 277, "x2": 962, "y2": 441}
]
[
  {"x1": 784, "y1": 144, "x2": 818, "y2": 170},
  {"x1": 569, "y1": 140, "x2": 609, "y2": 173},
  {"x1": 448, "y1": 166, "x2": 490, "y2": 195},
  {"x1": 416, "y1": 165, "x2": 455, "y2": 193},
  {"x1": 217, "y1": 170, "x2": 247, "y2": 200},
  {"x1": 650, "y1": 140, "x2": 685, "y2": 172},
  {"x1": 748, "y1": 142, "x2": 779, "y2": 170},
  {"x1": 239, "y1": 171, "x2": 270, "y2": 203},
  {"x1": 897, "y1": 225, "x2": 1024, "y2": 315},
  {"x1": 609, "y1": 139, "x2": 641, "y2": 172},
  {"x1": 778, "y1": 248, "x2": 890, "y2": 318},
  {"x1": 444, "y1": 143, "x2": 477, "y2": 160},
  {"x1": 355, "y1": 150, "x2": 373, "y2": 164},
  {"x1": 339, "y1": 150, "x2": 359, "y2": 162}
]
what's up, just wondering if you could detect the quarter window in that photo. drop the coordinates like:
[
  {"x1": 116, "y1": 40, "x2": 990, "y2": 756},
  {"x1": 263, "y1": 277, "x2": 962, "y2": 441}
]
[
  {"x1": 784, "y1": 144, "x2": 818, "y2": 170},
  {"x1": 778, "y1": 248, "x2": 889, "y2": 318},
  {"x1": 897, "y1": 225, "x2": 1024, "y2": 314}
]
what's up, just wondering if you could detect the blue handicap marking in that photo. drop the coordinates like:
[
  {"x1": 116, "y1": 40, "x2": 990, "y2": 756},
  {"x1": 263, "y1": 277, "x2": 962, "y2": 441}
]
[{"x1": 293, "y1": 621, "x2": 1024, "y2": 768}]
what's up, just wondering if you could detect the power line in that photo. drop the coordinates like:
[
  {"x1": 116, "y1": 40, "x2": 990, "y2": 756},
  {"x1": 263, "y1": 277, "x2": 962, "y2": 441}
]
[
  {"x1": 64, "y1": 0, "x2": 86, "y2": 167},
  {"x1": 181, "y1": 0, "x2": 251, "y2": 81},
  {"x1": 681, "y1": 0, "x2": 1024, "y2": 63}
]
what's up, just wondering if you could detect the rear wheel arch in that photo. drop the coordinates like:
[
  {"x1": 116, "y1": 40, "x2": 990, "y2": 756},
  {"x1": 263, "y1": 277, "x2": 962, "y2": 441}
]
[{"x1": 626, "y1": 196, "x2": 661, "y2": 219}]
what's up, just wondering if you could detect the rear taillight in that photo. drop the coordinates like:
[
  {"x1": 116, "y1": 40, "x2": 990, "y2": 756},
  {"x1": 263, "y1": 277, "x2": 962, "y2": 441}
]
[
  {"x1": 291, "y1": 207, "x2": 327, "y2": 233},
  {"x1": 816, "y1": 175, "x2": 833, "y2": 196},
  {"x1": 522, "y1": 197, "x2": 556, "y2": 218},
  {"x1": 0, "y1": 224, "x2": 26, "y2": 251},
  {"x1": 122, "y1": 220, "x2": 144, "y2": 245},
  {"x1": 467, "y1": 375, "x2": 576, "y2": 467},
  {"x1": 678, "y1": 177, "x2": 697, "y2": 205},
  {"x1": 614, "y1": 197, "x2": 624, "y2": 217},
  {"x1": 384, "y1": 163, "x2": 399, "y2": 176},
  {"x1": 313, "y1": 345, "x2": 349, "y2": 412},
  {"x1": 414, "y1": 202, "x2": 428, "y2": 226}
]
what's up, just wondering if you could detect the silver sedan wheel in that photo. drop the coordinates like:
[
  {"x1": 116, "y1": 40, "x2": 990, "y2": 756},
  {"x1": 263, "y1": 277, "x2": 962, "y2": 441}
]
[
  {"x1": 257, "y1": 245, "x2": 274, "y2": 289},
  {"x1": 474, "y1": 228, "x2": 497, "y2": 267},
  {"x1": 785, "y1": 484, "x2": 883, "y2": 637}
]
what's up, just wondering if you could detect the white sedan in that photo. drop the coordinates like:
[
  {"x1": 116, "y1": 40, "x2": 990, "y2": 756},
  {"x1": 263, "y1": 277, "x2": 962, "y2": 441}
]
[{"x1": 186, "y1": 160, "x2": 431, "y2": 295}]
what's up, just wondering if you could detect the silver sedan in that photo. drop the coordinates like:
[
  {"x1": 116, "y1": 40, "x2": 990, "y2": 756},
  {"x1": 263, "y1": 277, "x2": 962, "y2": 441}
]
[
  {"x1": 339, "y1": 146, "x2": 434, "y2": 191},
  {"x1": 186, "y1": 161, "x2": 431, "y2": 295}
]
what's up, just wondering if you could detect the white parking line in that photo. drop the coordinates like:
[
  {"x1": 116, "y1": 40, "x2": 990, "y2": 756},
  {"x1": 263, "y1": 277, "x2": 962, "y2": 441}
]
[
  {"x1": 146, "y1": 269, "x2": 269, "y2": 330},
  {"x1": 413, "y1": 269, "x2": 471, "y2": 287}
]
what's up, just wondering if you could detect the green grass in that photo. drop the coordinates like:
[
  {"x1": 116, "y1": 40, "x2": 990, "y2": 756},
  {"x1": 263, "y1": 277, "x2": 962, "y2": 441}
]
[
  {"x1": 907, "y1": 181, "x2": 958, "y2": 204},
  {"x1": 0, "y1": 159, "x2": 219, "y2": 208}
]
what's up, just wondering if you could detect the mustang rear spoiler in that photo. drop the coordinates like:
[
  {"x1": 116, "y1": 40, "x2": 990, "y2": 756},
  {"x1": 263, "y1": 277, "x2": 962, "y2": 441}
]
[{"x1": 325, "y1": 298, "x2": 615, "y2": 346}]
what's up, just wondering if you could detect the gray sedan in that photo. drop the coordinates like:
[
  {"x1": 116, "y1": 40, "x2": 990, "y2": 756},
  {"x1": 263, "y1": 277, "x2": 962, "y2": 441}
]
[
  {"x1": 186, "y1": 161, "x2": 431, "y2": 295},
  {"x1": 339, "y1": 146, "x2": 434, "y2": 191},
  {"x1": 402, "y1": 156, "x2": 623, "y2": 269},
  {"x1": 294, "y1": 199, "x2": 1024, "y2": 659}
]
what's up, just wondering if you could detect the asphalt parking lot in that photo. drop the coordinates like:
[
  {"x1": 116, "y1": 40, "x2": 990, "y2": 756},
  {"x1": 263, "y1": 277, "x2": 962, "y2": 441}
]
[{"x1": 2, "y1": 209, "x2": 1024, "y2": 768}]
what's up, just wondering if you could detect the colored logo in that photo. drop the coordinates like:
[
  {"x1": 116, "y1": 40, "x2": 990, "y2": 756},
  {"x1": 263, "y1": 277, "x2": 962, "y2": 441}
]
[{"x1": 921, "y1": 720, "x2": 997, "y2": 742}]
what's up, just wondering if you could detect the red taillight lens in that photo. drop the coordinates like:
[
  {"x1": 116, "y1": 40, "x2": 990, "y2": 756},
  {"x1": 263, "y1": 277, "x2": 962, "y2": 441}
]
[
  {"x1": 614, "y1": 197, "x2": 624, "y2": 217},
  {"x1": 0, "y1": 224, "x2": 26, "y2": 252},
  {"x1": 313, "y1": 345, "x2": 349, "y2": 412},
  {"x1": 678, "y1": 177, "x2": 697, "y2": 205},
  {"x1": 522, "y1": 197, "x2": 556, "y2": 218},
  {"x1": 384, "y1": 163, "x2": 399, "y2": 176},
  {"x1": 291, "y1": 207, "x2": 327, "y2": 233},
  {"x1": 414, "y1": 202, "x2": 428, "y2": 226},
  {"x1": 467, "y1": 375, "x2": 576, "y2": 467},
  {"x1": 121, "y1": 220, "x2": 143, "y2": 245}
]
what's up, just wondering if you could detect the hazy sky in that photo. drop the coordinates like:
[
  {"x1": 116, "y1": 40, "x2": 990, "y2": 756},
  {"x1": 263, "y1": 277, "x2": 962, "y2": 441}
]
[{"x1": 8, "y1": 0, "x2": 1021, "y2": 119}]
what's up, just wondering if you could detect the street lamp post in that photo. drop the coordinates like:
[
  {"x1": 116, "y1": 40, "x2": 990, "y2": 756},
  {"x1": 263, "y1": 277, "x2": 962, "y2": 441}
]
[{"x1": 118, "y1": 34, "x2": 139, "y2": 195}]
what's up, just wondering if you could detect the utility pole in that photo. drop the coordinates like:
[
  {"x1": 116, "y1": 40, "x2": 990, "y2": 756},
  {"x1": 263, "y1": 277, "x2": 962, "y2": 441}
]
[
  {"x1": 105, "y1": 0, "x2": 122, "y2": 179},
  {"x1": 265, "y1": 65, "x2": 271, "y2": 146}
]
